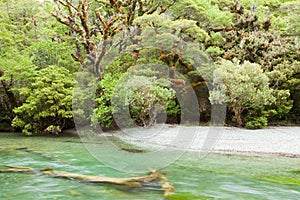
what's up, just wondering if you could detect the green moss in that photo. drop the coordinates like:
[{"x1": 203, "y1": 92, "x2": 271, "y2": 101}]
[
  {"x1": 165, "y1": 192, "x2": 215, "y2": 200},
  {"x1": 291, "y1": 170, "x2": 300, "y2": 174},
  {"x1": 258, "y1": 176, "x2": 300, "y2": 186}
]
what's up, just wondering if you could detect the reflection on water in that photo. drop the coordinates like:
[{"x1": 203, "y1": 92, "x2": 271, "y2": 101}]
[{"x1": 0, "y1": 132, "x2": 300, "y2": 199}]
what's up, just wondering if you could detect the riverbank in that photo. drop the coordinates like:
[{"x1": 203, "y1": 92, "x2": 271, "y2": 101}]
[
  {"x1": 104, "y1": 125, "x2": 300, "y2": 157},
  {"x1": 2, "y1": 125, "x2": 300, "y2": 157}
]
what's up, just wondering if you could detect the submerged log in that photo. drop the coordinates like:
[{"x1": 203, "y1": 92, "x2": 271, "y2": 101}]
[{"x1": 0, "y1": 164, "x2": 175, "y2": 196}]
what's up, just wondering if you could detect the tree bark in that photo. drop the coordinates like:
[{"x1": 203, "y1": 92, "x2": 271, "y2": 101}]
[
  {"x1": 0, "y1": 78, "x2": 17, "y2": 120},
  {"x1": 234, "y1": 107, "x2": 243, "y2": 127}
]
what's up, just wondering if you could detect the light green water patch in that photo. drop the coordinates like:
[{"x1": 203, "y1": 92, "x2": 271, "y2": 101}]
[
  {"x1": 258, "y1": 176, "x2": 300, "y2": 186},
  {"x1": 166, "y1": 192, "x2": 215, "y2": 200},
  {"x1": 173, "y1": 152, "x2": 300, "y2": 184},
  {"x1": 161, "y1": 152, "x2": 300, "y2": 199},
  {"x1": 1, "y1": 132, "x2": 300, "y2": 199}
]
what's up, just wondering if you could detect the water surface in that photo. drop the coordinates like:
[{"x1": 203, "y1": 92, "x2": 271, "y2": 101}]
[{"x1": 1, "y1": 132, "x2": 299, "y2": 199}]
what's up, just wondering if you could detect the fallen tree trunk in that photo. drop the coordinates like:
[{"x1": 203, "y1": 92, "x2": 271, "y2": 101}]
[{"x1": 0, "y1": 164, "x2": 175, "y2": 196}]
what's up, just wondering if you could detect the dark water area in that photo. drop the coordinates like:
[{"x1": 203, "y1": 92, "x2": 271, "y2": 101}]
[{"x1": 0, "y1": 132, "x2": 300, "y2": 199}]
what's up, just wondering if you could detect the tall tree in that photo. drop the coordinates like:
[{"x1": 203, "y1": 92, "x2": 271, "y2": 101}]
[
  {"x1": 210, "y1": 59, "x2": 275, "y2": 127},
  {"x1": 0, "y1": 0, "x2": 80, "y2": 133},
  {"x1": 0, "y1": 0, "x2": 43, "y2": 125},
  {"x1": 51, "y1": 0, "x2": 177, "y2": 77},
  {"x1": 207, "y1": 1, "x2": 300, "y2": 122}
]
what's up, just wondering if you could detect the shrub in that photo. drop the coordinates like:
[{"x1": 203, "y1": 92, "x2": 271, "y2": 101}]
[
  {"x1": 210, "y1": 59, "x2": 276, "y2": 127},
  {"x1": 93, "y1": 72, "x2": 179, "y2": 128},
  {"x1": 12, "y1": 66, "x2": 74, "y2": 135},
  {"x1": 245, "y1": 116, "x2": 268, "y2": 129}
]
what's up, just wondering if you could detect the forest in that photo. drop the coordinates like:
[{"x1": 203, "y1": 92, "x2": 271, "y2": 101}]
[{"x1": 0, "y1": 0, "x2": 299, "y2": 135}]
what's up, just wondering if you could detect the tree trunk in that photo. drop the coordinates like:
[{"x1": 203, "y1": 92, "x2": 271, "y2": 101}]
[
  {"x1": 0, "y1": 79, "x2": 18, "y2": 120},
  {"x1": 233, "y1": 106, "x2": 243, "y2": 127},
  {"x1": 0, "y1": 164, "x2": 175, "y2": 196}
]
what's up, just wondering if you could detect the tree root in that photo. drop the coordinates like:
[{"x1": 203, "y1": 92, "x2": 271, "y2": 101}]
[{"x1": 0, "y1": 164, "x2": 175, "y2": 196}]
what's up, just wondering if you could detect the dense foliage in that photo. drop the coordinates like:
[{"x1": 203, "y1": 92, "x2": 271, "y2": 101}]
[
  {"x1": 12, "y1": 66, "x2": 74, "y2": 135},
  {"x1": 210, "y1": 59, "x2": 275, "y2": 128},
  {"x1": 0, "y1": 0, "x2": 299, "y2": 134},
  {"x1": 0, "y1": 0, "x2": 78, "y2": 134}
]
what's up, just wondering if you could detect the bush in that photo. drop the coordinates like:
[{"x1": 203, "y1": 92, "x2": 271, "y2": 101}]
[
  {"x1": 92, "y1": 72, "x2": 123, "y2": 128},
  {"x1": 245, "y1": 116, "x2": 268, "y2": 129},
  {"x1": 128, "y1": 82, "x2": 178, "y2": 127},
  {"x1": 210, "y1": 59, "x2": 276, "y2": 127},
  {"x1": 12, "y1": 66, "x2": 74, "y2": 135},
  {"x1": 93, "y1": 72, "x2": 180, "y2": 128}
]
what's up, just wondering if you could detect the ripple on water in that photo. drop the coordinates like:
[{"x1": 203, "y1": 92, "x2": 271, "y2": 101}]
[{"x1": 1, "y1": 133, "x2": 300, "y2": 200}]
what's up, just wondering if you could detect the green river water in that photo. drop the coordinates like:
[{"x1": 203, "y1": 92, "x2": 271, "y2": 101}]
[{"x1": 1, "y1": 132, "x2": 300, "y2": 200}]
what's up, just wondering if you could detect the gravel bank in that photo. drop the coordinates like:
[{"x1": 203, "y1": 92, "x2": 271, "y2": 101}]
[{"x1": 109, "y1": 125, "x2": 300, "y2": 157}]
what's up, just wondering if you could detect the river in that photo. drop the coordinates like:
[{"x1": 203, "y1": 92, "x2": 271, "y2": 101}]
[{"x1": 1, "y1": 132, "x2": 300, "y2": 199}]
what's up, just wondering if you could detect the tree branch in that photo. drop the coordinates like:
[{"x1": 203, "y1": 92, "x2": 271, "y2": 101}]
[{"x1": 0, "y1": 164, "x2": 175, "y2": 196}]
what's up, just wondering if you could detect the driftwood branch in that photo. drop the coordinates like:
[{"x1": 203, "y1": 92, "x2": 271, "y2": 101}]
[{"x1": 0, "y1": 164, "x2": 175, "y2": 196}]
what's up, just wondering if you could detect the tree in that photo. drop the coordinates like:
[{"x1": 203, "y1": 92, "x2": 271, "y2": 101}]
[
  {"x1": 170, "y1": 0, "x2": 233, "y2": 28},
  {"x1": 131, "y1": 13, "x2": 214, "y2": 122},
  {"x1": 12, "y1": 66, "x2": 74, "y2": 135},
  {"x1": 92, "y1": 11, "x2": 219, "y2": 127},
  {"x1": 26, "y1": 40, "x2": 80, "y2": 73},
  {"x1": 272, "y1": 1, "x2": 300, "y2": 37},
  {"x1": 272, "y1": 1, "x2": 300, "y2": 121},
  {"x1": 113, "y1": 74, "x2": 179, "y2": 128},
  {"x1": 0, "y1": 0, "x2": 80, "y2": 133},
  {"x1": 0, "y1": 0, "x2": 45, "y2": 126},
  {"x1": 91, "y1": 54, "x2": 180, "y2": 128},
  {"x1": 0, "y1": 55, "x2": 36, "y2": 123},
  {"x1": 206, "y1": 1, "x2": 299, "y2": 122},
  {"x1": 210, "y1": 59, "x2": 275, "y2": 127},
  {"x1": 51, "y1": 0, "x2": 177, "y2": 76}
]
